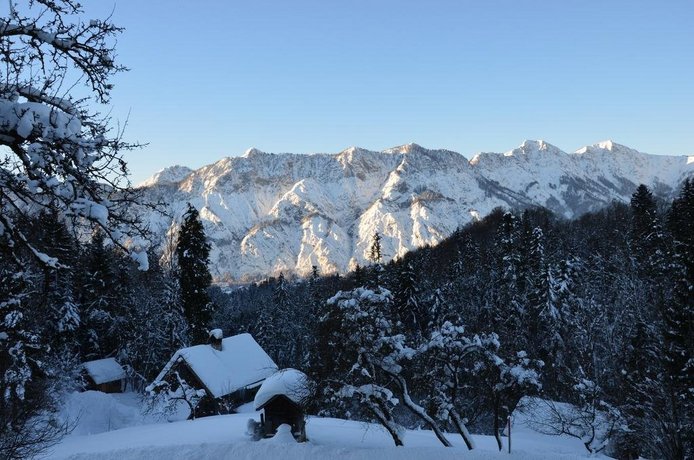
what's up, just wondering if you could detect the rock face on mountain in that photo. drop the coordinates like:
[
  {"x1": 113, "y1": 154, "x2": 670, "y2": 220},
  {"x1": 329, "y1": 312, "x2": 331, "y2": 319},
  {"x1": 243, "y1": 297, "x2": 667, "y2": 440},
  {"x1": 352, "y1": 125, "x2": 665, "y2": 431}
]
[{"x1": 138, "y1": 141, "x2": 693, "y2": 281}]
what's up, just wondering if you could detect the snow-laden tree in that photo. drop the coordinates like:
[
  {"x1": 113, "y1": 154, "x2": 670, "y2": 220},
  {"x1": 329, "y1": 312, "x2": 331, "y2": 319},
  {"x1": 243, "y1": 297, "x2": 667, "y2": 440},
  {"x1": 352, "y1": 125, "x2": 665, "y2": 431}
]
[
  {"x1": 665, "y1": 179, "x2": 694, "y2": 460},
  {"x1": 618, "y1": 183, "x2": 693, "y2": 459},
  {"x1": 254, "y1": 272, "x2": 307, "y2": 368},
  {"x1": 490, "y1": 212, "x2": 524, "y2": 337},
  {"x1": 419, "y1": 320, "x2": 502, "y2": 450},
  {"x1": 630, "y1": 184, "x2": 667, "y2": 276},
  {"x1": 119, "y1": 248, "x2": 187, "y2": 388},
  {"x1": 323, "y1": 287, "x2": 455, "y2": 447},
  {"x1": 0, "y1": 1, "x2": 150, "y2": 264},
  {"x1": 76, "y1": 228, "x2": 123, "y2": 358},
  {"x1": 392, "y1": 260, "x2": 426, "y2": 337},
  {"x1": 472, "y1": 346, "x2": 543, "y2": 451},
  {"x1": 0, "y1": 3, "x2": 149, "y2": 457},
  {"x1": 146, "y1": 371, "x2": 206, "y2": 420},
  {"x1": 318, "y1": 287, "x2": 406, "y2": 446}
]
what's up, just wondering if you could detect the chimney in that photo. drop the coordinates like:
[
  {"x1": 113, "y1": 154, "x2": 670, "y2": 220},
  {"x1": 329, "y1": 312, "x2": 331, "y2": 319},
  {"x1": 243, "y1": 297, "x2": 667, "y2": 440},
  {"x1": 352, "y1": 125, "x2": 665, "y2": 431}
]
[{"x1": 209, "y1": 328, "x2": 223, "y2": 351}]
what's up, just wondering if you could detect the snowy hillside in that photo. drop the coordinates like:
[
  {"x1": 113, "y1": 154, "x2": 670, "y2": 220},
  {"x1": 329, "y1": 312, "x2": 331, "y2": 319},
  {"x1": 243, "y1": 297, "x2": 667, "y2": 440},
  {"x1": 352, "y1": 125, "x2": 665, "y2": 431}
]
[
  {"x1": 136, "y1": 141, "x2": 693, "y2": 281},
  {"x1": 47, "y1": 392, "x2": 606, "y2": 460}
]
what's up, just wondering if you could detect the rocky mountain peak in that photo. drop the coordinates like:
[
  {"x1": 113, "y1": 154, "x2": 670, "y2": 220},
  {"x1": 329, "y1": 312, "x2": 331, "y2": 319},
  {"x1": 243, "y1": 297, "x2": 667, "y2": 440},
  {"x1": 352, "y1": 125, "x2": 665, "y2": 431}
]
[{"x1": 137, "y1": 141, "x2": 693, "y2": 283}]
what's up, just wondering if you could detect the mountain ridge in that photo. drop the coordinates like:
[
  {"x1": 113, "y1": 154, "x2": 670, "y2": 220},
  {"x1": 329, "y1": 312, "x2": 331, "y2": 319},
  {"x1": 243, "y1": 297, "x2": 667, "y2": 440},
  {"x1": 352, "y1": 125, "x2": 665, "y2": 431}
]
[{"x1": 137, "y1": 140, "x2": 693, "y2": 282}]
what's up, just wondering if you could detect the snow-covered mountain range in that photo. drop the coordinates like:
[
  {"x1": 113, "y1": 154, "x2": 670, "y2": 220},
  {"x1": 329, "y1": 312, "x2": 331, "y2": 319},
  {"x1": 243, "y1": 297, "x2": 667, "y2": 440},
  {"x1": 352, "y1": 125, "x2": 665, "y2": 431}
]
[{"x1": 137, "y1": 140, "x2": 694, "y2": 282}]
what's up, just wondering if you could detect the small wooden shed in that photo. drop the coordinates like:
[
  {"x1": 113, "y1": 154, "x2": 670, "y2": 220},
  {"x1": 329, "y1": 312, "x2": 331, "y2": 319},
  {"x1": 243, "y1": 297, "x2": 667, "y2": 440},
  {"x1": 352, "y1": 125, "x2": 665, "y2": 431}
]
[
  {"x1": 253, "y1": 368, "x2": 311, "y2": 442},
  {"x1": 81, "y1": 358, "x2": 126, "y2": 393}
]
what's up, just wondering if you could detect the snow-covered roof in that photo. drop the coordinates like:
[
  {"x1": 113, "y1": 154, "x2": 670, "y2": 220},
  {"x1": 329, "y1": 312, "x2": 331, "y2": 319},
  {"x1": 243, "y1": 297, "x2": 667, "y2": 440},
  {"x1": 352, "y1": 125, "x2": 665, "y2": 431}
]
[
  {"x1": 209, "y1": 328, "x2": 223, "y2": 340},
  {"x1": 81, "y1": 358, "x2": 126, "y2": 385},
  {"x1": 254, "y1": 368, "x2": 311, "y2": 410},
  {"x1": 155, "y1": 333, "x2": 278, "y2": 399}
]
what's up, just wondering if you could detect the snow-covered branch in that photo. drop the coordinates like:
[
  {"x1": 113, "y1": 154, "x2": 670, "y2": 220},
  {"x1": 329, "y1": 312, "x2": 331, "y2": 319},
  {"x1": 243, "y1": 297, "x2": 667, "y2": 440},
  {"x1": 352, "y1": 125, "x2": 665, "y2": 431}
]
[{"x1": 0, "y1": 0, "x2": 158, "y2": 269}]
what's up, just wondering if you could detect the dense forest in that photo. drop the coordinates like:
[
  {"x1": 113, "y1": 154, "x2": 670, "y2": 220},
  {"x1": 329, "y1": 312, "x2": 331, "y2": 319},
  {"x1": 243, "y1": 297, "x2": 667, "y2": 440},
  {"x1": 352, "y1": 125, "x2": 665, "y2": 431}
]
[
  {"x1": 3, "y1": 179, "x2": 692, "y2": 459},
  {"x1": 218, "y1": 181, "x2": 693, "y2": 459}
]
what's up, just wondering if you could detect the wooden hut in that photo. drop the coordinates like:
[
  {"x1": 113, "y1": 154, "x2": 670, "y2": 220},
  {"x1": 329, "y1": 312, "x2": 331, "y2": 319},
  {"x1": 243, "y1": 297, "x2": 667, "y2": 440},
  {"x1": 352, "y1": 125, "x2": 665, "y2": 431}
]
[
  {"x1": 150, "y1": 331, "x2": 278, "y2": 417},
  {"x1": 81, "y1": 358, "x2": 126, "y2": 393},
  {"x1": 253, "y1": 368, "x2": 311, "y2": 441}
]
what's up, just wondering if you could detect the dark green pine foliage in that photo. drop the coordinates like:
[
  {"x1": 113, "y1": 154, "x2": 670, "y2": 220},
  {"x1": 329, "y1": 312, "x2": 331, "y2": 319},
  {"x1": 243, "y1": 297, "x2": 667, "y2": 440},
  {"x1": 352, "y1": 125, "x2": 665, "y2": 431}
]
[
  {"x1": 524, "y1": 226, "x2": 562, "y2": 386},
  {"x1": 0, "y1": 243, "x2": 41, "y2": 402},
  {"x1": 490, "y1": 212, "x2": 523, "y2": 340},
  {"x1": 119, "y1": 248, "x2": 187, "y2": 383},
  {"x1": 525, "y1": 226, "x2": 550, "y2": 330},
  {"x1": 176, "y1": 204, "x2": 213, "y2": 345},
  {"x1": 426, "y1": 287, "x2": 457, "y2": 329},
  {"x1": 392, "y1": 260, "x2": 425, "y2": 336},
  {"x1": 273, "y1": 272, "x2": 291, "y2": 310},
  {"x1": 665, "y1": 179, "x2": 694, "y2": 459},
  {"x1": 369, "y1": 231, "x2": 382, "y2": 264},
  {"x1": 275, "y1": 273, "x2": 297, "y2": 364},
  {"x1": 624, "y1": 183, "x2": 691, "y2": 459},
  {"x1": 33, "y1": 210, "x2": 81, "y2": 352},
  {"x1": 0, "y1": 243, "x2": 55, "y2": 459},
  {"x1": 302, "y1": 266, "x2": 322, "y2": 369},
  {"x1": 353, "y1": 263, "x2": 366, "y2": 287},
  {"x1": 630, "y1": 184, "x2": 667, "y2": 276},
  {"x1": 308, "y1": 266, "x2": 321, "y2": 319},
  {"x1": 258, "y1": 272, "x2": 296, "y2": 367},
  {"x1": 77, "y1": 229, "x2": 122, "y2": 359},
  {"x1": 368, "y1": 231, "x2": 384, "y2": 287}
]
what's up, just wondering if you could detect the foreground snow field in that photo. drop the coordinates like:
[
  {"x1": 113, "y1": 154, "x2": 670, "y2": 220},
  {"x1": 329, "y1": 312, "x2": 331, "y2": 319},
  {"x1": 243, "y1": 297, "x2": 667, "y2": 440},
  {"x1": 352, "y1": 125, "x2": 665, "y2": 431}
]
[{"x1": 46, "y1": 392, "x2": 607, "y2": 460}]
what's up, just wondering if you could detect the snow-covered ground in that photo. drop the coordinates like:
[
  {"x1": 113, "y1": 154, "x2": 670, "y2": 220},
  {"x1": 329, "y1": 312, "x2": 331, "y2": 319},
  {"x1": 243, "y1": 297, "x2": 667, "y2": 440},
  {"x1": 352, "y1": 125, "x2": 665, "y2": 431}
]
[{"x1": 46, "y1": 391, "x2": 608, "y2": 460}]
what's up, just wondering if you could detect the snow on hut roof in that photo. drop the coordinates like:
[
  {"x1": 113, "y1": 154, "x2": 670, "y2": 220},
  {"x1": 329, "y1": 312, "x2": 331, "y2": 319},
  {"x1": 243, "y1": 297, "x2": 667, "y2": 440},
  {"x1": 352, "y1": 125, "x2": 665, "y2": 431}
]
[
  {"x1": 155, "y1": 333, "x2": 277, "y2": 399},
  {"x1": 254, "y1": 368, "x2": 311, "y2": 410},
  {"x1": 209, "y1": 328, "x2": 223, "y2": 340},
  {"x1": 82, "y1": 358, "x2": 126, "y2": 385}
]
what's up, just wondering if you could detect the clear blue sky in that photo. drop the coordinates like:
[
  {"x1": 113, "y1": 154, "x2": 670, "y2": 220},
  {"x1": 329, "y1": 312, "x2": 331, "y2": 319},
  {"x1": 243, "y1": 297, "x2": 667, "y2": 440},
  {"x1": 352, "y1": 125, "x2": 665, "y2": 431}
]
[{"x1": 89, "y1": 0, "x2": 693, "y2": 184}]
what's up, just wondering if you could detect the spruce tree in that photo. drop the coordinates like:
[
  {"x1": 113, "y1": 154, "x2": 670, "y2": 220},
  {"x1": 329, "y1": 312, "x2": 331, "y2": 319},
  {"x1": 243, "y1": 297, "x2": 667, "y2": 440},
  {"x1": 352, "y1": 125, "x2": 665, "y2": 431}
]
[
  {"x1": 664, "y1": 179, "x2": 694, "y2": 459},
  {"x1": 630, "y1": 184, "x2": 666, "y2": 276},
  {"x1": 369, "y1": 231, "x2": 382, "y2": 264},
  {"x1": 32, "y1": 210, "x2": 81, "y2": 353},
  {"x1": 77, "y1": 229, "x2": 122, "y2": 358},
  {"x1": 353, "y1": 263, "x2": 366, "y2": 287},
  {"x1": 176, "y1": 204, "x2": 213, "y2": 344},
  {"x1": 392, "y1": 261, "x2": 425, "y2": 336},
  {"x1": 307, "y1": 266, "x2": 322, "y2": 321}
]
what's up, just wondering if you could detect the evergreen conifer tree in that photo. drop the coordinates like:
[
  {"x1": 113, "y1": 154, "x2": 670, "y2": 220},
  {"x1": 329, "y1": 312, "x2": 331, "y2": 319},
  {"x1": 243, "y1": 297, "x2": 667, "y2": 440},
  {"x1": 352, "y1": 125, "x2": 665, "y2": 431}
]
[
  {"x1": 353, "y1": 263, "x2": 366, "y2": 287},
  {"x1": 664, "y1": 180, "x2": 694, "y2": 458},
  {"x1": 393, "y1": 261, "x2": 425, "y2": 336},
  {"x1": 630, "y1": 184, "x2": 666, "y2": 276},
  {"x1": 176, "y1": 204, "x2": 213, "y2": 344},
  {"x1": 32, "y1": 211, "x2": 81, "y2": 352},
  {"x1": 369, "y1": 231, "x2": 382, "y2": 264},
  {"x1": 77, "y1": 229, "x2": 122, "y2": 358}
]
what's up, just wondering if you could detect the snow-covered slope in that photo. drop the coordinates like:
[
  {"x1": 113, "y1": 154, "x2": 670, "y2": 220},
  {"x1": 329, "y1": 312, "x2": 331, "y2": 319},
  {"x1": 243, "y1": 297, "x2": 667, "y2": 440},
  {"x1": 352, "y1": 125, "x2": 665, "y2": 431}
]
[
  {"x1": 139, "y1": 165, "x2": 193, "y2": 187},
  {"x1": 48, "y1": 410, "x2": 605, "y2": 460},
  {"x1": 137, "y1": 141, "x2": 693, "y2": 281}
]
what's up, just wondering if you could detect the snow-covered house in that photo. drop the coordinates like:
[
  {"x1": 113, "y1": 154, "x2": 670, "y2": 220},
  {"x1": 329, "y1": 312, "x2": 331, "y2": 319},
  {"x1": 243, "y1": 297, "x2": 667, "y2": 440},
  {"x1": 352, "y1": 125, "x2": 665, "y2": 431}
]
[
  {"x1": 152, "y1": 331, "x2": 278, "y2": 416},
  {"x1": 81, "y1": 358, "x2": 126, "y2": 393},
  {"x1": 253, "y1": 368, "x2": 311, "y2": 441}
]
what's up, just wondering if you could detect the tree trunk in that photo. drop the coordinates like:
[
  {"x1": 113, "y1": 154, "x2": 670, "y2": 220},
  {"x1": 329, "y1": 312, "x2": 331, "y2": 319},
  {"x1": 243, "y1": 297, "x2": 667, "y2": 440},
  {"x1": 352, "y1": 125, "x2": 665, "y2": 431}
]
[
  {"x1": 387, "y1": 371, "x2": 452, "y2": 447},
  {"x1": 365, "y1": 399, "x2": 404, "y2": 447},
  {"x1": 450, "y1": 409, "x2": 475, "y2": 450},
  {"x1": 494, "y1": 399, "x2": 503, "y2": 451}
]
